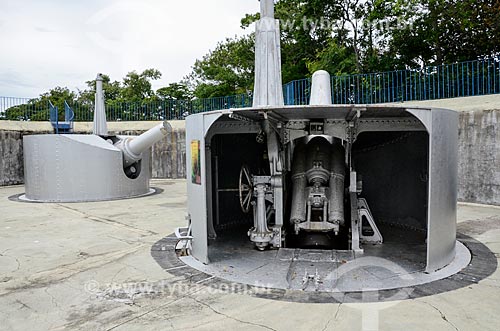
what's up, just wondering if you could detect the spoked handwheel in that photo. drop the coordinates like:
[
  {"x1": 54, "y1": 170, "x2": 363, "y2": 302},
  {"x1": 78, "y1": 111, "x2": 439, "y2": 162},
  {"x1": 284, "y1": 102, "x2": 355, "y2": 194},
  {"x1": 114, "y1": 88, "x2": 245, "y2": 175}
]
[{"x1": 239, "y1": 164, "x2": 254, "y2": 213}]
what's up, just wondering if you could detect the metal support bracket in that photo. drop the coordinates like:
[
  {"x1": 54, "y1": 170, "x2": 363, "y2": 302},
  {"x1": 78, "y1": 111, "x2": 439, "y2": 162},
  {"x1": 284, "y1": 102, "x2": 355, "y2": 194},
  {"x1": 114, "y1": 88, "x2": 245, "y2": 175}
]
[
  {"x1": 349, "y1": 172, "x2": 363, "y2": 254},
  {"x1": 175, "y1": 215, "x2": 193, "y2": 256},
  {"x1": 358, "y1": 198, "x2": 383, "y2": 244}
]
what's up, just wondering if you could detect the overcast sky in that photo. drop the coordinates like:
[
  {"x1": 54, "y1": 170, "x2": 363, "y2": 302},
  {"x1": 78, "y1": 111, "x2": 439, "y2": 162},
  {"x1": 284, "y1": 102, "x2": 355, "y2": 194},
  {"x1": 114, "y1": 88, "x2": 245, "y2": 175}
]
[{"x1": 0, "y1": 0, "x2": 259, "y2": 98}]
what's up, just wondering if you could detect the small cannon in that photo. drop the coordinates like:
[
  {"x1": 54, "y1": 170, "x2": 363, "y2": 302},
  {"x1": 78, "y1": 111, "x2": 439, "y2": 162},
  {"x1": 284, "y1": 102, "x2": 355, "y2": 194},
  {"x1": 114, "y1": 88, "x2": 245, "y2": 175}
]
[{"x1": 114, "y1": 121, "x2": 172, "y2": 178}]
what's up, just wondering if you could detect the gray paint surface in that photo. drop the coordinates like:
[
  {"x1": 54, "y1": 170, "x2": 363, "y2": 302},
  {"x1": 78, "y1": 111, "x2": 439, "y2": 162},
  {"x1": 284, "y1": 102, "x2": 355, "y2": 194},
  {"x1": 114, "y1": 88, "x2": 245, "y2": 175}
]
[
  {"x1": 0, "y1": 109, "x2": 498, "y2": 205},
  {"x1": 408, "y1": 108, "x2": 459, "y2": 272},
  {"x1": 185, "y1": 105, "x2": 460, "y2": 273},
  {"x1": 180, "y1": 241, "x2": 471, "y2": 292},
  {"x1": 253, "y1": 0, "x2": 284, "y2": 107},
  {"x1": 23, "y1": 135, "x2": 151, "y2": 202},
  {"x1": 186, "y1": 111, "x2": 225, "y2": 264}
]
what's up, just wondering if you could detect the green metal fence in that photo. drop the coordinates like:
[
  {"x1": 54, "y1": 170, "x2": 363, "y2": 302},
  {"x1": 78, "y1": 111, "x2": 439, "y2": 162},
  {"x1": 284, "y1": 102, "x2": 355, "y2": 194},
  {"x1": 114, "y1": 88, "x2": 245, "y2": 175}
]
[
  {"x1": 0, "y1": 94, "x2": 253, "y2": 122},
  {"x1": 64, "y1": 94, "x2": 253, "y2": 122},
  {"x1": 0, "y1": 97, "x2": 50, "y2": 121},
  {"x1": 284, "y1": 57, "x2": 500, "y2": 105}
]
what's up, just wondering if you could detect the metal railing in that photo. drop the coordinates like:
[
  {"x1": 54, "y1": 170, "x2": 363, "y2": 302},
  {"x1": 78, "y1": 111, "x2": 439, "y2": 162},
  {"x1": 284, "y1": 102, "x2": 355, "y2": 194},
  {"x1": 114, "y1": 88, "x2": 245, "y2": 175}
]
[
  {"x1": 64, "y1": 94, "x2": 253, "y2": 122},
  {"x1": 64, "y1": 101, "x2": 75, "y2": 132},
  {"x1": 284, "y1": 78, "x2": 311, "y2": 106},
  {"x1": 283, "y1": 57, "x2": 500, "y2": 105},
  {"x1": 48, "y1": 101, "x2": 75, "y2": 133},
  {"x1": 2, "y1": 57, "x2": 499, "y2": 121},
  {"x1": 0, "y1": 97, "x2": 49, "y2": 121},
  {"x1": 100, "y1": 94, "x2": 252, "y2": 122},
  {"x1": 49, "y1": 100, "x2": 58, "y2": 132}
]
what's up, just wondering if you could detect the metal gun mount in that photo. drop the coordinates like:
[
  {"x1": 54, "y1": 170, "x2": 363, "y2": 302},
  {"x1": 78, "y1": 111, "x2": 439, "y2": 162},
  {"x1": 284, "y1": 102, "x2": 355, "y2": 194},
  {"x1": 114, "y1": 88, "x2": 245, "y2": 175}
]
[
  {"x1": 186, "y1": 102, "x2": 459, "y2": 273},
  {"x1": 23, "y1": 121, "x2": 172, "y2": 202},
  {"x1": 178, "y1": 0, "x2": 466, "y2": 294}
]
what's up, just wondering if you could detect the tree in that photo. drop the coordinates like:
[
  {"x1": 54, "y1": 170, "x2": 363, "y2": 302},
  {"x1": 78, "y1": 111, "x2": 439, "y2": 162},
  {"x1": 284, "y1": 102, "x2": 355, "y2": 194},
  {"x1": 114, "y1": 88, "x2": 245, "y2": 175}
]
[
  {"x1": 77, "y1": 74, "x2": 122, "y2": 106},
  {"x1": 189, "y1": 0, "x2": 500, "y2": 96},
  {"x1": 5, "y1": 87, "x2": 76, "y2": 121},
  {"x1": 383, "y1": 0, "x2": 500, "y2": 67},
  {"x1": 186, "y1": 35, "x2": 255, "y2": 99},
  {"x1": 157, "y1": 83, "x2": 192, "y2": 100},
  {"x1": 307, "y1": 40, "x2": 358, "y2": 75},
  {"x1": 241, "y1": 0, "x2": 338, "y2": 82},
  {"x1": 4, "y1": 68, "x2": 198, "y2": 121},
  {"x1": 5, "y1": 0, "x2": 500, "y2": 122},
  {"x1": 121, "y1": 69, "x2": 162, "y2": 102}
]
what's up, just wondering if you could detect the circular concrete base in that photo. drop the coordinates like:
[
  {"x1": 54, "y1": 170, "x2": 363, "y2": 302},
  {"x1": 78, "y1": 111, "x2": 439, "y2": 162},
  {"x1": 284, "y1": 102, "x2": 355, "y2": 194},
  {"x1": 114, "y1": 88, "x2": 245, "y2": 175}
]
[
  {"x1": 152, "y1": 231, "x2": 498, "y2": 303},
  {"x1": 10, "y1": 188, "x2": 160, "y2": 203},
  {"x1": 179, "y1": 241, "x2": 471, "y2": 293}
]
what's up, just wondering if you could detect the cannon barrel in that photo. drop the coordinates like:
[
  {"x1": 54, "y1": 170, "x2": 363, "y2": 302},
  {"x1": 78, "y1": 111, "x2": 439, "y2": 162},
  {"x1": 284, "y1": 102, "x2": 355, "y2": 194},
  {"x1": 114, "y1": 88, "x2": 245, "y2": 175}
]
[{"x1": 116, "y1": 121, "x2": 172, "y2": 167}]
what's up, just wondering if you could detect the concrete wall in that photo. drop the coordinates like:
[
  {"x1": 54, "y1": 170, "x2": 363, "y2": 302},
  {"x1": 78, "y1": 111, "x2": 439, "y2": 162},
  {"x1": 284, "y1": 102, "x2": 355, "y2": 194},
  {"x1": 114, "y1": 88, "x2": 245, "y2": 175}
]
[
  {"x1": 0, "y1": 95, "x2": 499, "y2": 205},
  {"x1": 0, "y1": 130, "x2": 27, "y2": 186},
  {"x1": 458, "y1": 110, "x2": 499, "y2": 205},
  {"x1": 393, "y1": 95, "x2": 500, "y2": 206},
  {"x1": 0, "y1": 123, "x2": 52, "y2": 186}
]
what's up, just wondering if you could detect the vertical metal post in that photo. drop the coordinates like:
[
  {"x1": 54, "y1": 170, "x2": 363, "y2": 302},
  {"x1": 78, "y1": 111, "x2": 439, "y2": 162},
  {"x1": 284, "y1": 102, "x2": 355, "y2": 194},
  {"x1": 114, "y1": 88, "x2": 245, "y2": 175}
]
[{"x1": 472, "y1": 62, "x2": 475, "y2": 96}]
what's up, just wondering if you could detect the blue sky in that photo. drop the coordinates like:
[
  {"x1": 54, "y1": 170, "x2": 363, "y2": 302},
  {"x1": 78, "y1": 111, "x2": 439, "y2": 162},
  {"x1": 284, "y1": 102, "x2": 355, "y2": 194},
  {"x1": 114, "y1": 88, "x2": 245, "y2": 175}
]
[{"x1": 0, "y1": 0, "x2": 259, "y2": 98}]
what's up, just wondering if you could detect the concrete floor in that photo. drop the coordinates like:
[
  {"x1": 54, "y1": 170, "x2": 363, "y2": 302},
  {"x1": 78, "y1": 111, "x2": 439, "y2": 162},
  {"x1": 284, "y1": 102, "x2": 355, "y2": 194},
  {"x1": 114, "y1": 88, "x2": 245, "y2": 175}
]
[{"x1": 0, "y1": 180, "x2": 499, "y2": 331}]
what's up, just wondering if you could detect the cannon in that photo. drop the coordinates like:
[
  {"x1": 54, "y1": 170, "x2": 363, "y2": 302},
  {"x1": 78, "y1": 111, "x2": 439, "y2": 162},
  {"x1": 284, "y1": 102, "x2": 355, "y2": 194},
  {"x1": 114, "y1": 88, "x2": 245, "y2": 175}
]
[
  {"x1": 290, "y1": 136, "x2": 346, "y2": 236},
  {"x1": 113, "y1": 121, "x2": 171, "y2": 178},
  {"x1": 180, "y1": 1, "x2": 467, "y2": 293},
  {"x1": 22, "y1": 121, "x2": 171, "y2": 202},
  {"x1": 23, "y1": 69, "x2": 172, "y2": 203}
]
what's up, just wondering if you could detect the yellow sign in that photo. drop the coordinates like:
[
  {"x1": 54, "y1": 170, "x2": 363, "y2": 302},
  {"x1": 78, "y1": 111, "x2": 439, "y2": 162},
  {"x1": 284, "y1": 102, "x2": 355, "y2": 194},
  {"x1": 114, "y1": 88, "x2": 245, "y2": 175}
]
[{"x1": 191, "y1": 140, "x2": 201, "y2": 185}]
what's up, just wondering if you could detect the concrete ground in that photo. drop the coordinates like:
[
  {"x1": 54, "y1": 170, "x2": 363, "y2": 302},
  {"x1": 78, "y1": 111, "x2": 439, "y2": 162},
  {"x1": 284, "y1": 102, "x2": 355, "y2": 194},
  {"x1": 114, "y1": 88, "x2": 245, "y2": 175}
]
[{"x1": 0, "y1": 180, "x2": 499, "y2": 331}]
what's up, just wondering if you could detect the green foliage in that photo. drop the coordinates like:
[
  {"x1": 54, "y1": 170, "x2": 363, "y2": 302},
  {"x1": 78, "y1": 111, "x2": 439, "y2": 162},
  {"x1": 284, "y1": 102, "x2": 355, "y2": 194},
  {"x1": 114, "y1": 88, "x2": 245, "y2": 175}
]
[
  {"x1": 41, "y1": 87, "x2": 76, "y2": 111},
  {"x1": 4, "y1": 0, "x2": 500, "y2": 122},
  {"x1": 188, "y1": 0, "x2": 500, "y2": 97},
  {"x1": 78, "y1": 74, "x2": 122, "y2": 106},
  {"x1": 370, "y1": 0, "x2": 500, "y2": 67},
  {"x1": 5, "y1": 99, "x2": 48, "y2": 121},
  {"x1": 307, "y1": 41, "x2": 358, "y2": 75},
  {"x1": 187, "y1": 35, "x2": 255, "y2": 99},
  {"x1": 278, "y1": 0, "x2": 338, "y2": 81},
  {"x1": 121, "y1": 69, "x2": 162, "y2": 102},
  {"x1": 157, "y1": 83, "x2": 192, "y2": 100},
  {"x1": 5, "y1": 87, "x2": 76, "y2": 121},
  {"x1": 4, "y1": 69, "x2": 192, "y2": 121}
]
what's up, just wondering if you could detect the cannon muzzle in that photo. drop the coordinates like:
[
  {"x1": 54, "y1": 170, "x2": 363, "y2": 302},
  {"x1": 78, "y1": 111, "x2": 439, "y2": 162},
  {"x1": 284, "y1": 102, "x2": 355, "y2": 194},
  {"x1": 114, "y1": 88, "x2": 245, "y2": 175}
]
[{"x1": 115, "y1": 121, "x2": 172, "y2": 169}]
